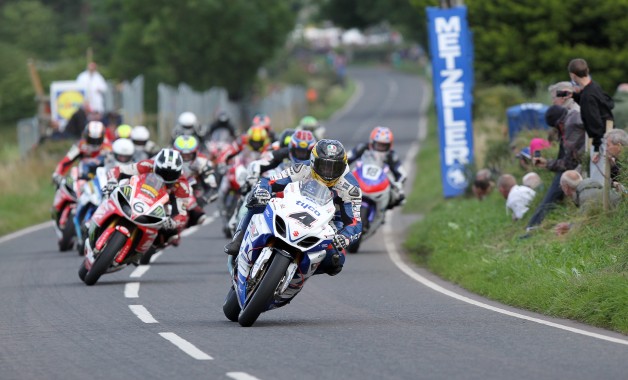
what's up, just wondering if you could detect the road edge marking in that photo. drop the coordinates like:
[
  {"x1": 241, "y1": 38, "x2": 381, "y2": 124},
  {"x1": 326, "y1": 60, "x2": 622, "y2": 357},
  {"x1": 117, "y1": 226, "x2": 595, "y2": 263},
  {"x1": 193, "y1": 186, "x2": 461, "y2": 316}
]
[{"x1": 0, "y1": 221, "x2": 54, "y2": 245}]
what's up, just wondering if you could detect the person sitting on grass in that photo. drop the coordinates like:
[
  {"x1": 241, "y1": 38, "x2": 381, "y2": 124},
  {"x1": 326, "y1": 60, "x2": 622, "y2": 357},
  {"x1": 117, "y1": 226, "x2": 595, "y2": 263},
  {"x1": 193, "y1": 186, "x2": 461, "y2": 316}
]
[
  {"x1": 472, "y1": 168, "x2": 494, "y2": 201},
  {"x1": 522, "y1": 172, "x2": 543, "y2": 191},
  {"x1": 498, "y1": 174, "x2": 536, "y2": 221},
  {"x1": 604, "y1": 129, "x2": 628, "y2": 194},
  {"x1": 554, "y1": 170, "x2": 621, "y2": 235}
]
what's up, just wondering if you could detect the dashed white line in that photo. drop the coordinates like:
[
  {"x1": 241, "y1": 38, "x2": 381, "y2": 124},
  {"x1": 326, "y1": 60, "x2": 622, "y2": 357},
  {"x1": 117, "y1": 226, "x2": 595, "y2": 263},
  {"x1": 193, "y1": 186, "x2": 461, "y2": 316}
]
[
  {"x1": 226, "y1": 372, "x2": 261, "y2": 380},
  {"x1": 124, "y1": 282, "x2": 140, "y2": 298},
  {"x1": 149, "y1": 251, "x2": 163, "y2": 263},
  {"x1": 129, "y1": 305, "x2": 158, "y2": 323},
  {"x1": 129, "y1": 265, "x2": 150, "y2": 278},
  {"x1": 159, "y1": 332, "x2": 213, "y2": 360}
]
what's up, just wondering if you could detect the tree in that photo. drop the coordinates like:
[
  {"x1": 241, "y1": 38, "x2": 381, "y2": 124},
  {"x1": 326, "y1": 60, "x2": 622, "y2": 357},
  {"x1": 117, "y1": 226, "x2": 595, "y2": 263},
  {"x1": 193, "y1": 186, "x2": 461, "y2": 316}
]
[
  {"x1": 0, "y1": 0, "x2": 60, "y2": 59},
  {"x1": 108, "y1": 0, "x2": 296, "y2": 99}
]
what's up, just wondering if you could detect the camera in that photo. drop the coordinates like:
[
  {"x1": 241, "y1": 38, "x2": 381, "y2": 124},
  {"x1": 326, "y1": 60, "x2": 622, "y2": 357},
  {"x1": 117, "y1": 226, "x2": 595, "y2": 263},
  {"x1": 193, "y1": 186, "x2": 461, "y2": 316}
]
[
  {"x1": 556, "y1": 90, "x2": 571, "y2": 97},
  {"x1": 534, "y1": 150, "x2": 541, "y2": 158}
]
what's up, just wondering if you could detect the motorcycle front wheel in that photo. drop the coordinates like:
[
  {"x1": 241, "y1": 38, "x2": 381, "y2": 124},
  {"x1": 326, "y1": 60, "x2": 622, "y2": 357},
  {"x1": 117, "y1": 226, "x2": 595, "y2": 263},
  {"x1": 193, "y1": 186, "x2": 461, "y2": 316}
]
[
  {"x1": 238, "y1": 253, "x2": 291, "y2": 327},
  {"x1": 83, "y1": 230, "x2": 127, "y2": 286}
]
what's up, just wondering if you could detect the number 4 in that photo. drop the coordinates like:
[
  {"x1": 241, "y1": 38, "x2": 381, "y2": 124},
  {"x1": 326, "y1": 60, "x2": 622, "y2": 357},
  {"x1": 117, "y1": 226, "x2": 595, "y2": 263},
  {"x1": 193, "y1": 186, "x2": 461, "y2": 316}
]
[{"x1": 288, "y1": 211, "x2": 316, "y2": 227}]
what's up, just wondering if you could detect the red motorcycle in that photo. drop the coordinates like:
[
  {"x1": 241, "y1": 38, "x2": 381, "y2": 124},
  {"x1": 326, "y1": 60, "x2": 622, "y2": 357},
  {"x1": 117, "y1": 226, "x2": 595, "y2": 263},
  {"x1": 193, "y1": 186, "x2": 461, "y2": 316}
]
[
  {"x1": 79, "y1": 172, "x2": 170, "y2": 285},
  {"x1": 52, "y1": 159, "x2": 102, "y2": 251}
]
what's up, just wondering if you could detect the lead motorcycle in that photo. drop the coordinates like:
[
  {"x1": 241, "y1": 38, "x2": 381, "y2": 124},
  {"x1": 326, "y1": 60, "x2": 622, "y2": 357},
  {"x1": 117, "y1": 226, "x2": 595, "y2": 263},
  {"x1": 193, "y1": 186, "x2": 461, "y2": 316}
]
[
  {"x1": 223, "y1": 179, "x2": 336, "y2": 327},
  {"x1": 78, "y1": 173, "x2": 170, "y2": 285},
  {"x1": 348, "y1": 150, "x2": 391, "y2": 253}
]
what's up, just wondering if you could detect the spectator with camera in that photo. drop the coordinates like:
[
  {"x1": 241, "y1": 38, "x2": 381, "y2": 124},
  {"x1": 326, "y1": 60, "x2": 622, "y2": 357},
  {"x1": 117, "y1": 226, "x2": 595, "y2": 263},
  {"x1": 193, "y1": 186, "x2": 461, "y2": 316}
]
[{"x1": 523, "y1": 104, "x2": 586, "y2": 233}]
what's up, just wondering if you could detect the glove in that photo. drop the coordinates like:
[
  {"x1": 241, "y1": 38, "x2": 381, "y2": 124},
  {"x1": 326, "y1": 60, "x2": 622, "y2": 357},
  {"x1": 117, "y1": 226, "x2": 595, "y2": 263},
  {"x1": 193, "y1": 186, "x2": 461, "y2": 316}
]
[
  {"x1": 162, "y1": 217, "x2": 178, "y2": 231},
  {"x1": 332, "y1": 234, "x2": 350, "y2": 251},
  {"x1": 52, "y1": 173, "x2": 64, "y2": 187},
  {"x1": 248, "y1": 187, "x2": 271, "y2": 207},
  {"x1": 102, "y1": 179, "x2": 118, "y2": 195}
]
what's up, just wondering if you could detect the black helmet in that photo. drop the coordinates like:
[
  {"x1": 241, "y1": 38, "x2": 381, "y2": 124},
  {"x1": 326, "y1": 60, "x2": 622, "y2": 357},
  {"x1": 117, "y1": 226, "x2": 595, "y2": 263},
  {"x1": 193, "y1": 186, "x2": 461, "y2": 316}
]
[
  {"x1": 153, "y1": 148, "x2": 183, "y2": 184},
  {"x1": 310, "y1": 139, "x2": 347, "y2": 187}
]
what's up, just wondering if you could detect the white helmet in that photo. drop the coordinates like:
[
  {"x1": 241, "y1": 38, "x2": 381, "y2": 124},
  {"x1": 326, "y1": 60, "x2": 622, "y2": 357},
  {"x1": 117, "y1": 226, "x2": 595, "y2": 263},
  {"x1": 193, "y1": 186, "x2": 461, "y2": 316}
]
[
  {"x1": 131, "y1": 126, "x2": 150, "y2": 150},
  {"x1": 153, "y1": 148, "x2": 183, "y2": 183},
  {"x1": 178, "y1": 112, "x2": 198, "y2": 129},
  {"x1": 111, "y1": 138, "x2": 135, "y2": 165}
]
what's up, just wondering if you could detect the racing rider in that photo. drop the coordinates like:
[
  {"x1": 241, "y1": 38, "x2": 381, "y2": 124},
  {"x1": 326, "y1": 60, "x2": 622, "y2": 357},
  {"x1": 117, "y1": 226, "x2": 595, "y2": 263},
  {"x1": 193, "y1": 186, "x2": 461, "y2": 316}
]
[
  {"x1": 104, "y1": 148, "x2": 191, "y2": 246},
  {"x1": 224, "y1": 139, "x2": 362, "y2": 276},
  {"x1": 347, "y1": 126, "x2": 407, "y2": 209}
]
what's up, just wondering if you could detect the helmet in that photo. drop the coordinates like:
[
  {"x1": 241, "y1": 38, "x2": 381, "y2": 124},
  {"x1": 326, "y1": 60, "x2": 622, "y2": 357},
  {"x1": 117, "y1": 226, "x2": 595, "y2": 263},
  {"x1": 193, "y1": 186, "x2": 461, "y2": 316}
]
[
  {"x1": 131, "y1": 125, "x2": 150, "y2": 149},
  {"x1": 217, "y1": 111, "x2": 230, "y2": 123},
  {"x1": 252, "y1": 113, "x2": 272, "y2": 132},
  {"x1": 369, "y1": 126, "x2": 394, "y2": 152},
  {"x1": 289, "y1": 130, "x2": 316, "y2": 164},
  {"x1": 153, "y1": 149, "x2": 183, "y2": 184},
  {"x1": 277, "y1": 128, "x2": 295, "y2": 149},
  {"x1": 115, "y1": 124, "x2": 132, "y2": 139},
  {"x1": 173, "y1": 135, "x2": 199, "y2": 162},
  {"x1": 178, "y1": 112, "x2": 198, "y2": 130},
  {"x1": 111, "y1": 138, "x2": 135, "y2": 164},
  {"x1": 83, "y1": 121, "x2": 105, "y2": 148},
  {"x1": 298, "y1": 116, "x2": 319, "y2": 132},
  {"x1": 310, "y1": 139, "x2": 347, "y2": 187},
  {"x1": 246, "y1": 125, "x2": 269, "y2": 152}
]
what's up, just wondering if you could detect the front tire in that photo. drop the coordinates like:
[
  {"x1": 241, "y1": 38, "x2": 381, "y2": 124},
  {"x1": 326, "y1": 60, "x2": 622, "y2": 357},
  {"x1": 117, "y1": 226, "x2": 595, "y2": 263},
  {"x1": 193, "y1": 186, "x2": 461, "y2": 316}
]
[
  {"x1": 223, "y1": 287, "x2": 241, "y2": 322},
  {"x1": 84, "y1": 231, "x2": 127, "y2": 286},
  {"x1": 238, "y1": 253, "x2": 291, "y2": 327},
  {"x1": 78, "y1": 262, "x2": 88, "y2": 282}
]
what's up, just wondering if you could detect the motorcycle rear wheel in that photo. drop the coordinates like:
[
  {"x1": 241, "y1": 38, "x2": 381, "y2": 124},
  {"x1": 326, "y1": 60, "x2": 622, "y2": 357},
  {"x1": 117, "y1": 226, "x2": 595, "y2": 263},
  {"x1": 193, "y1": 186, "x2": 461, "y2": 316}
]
[
  {"x1": 238, "y1": 253, "x2": 291, "y2": 327},
  {"x1": 347, "y1": 207, "x2": 370, "y2": 254},
  {"x1": 223, "y1": 286, "x2": 241, "y2": 322},
  {"x1": 84, "y1": 231, "x2": 127, "y2": 286}
]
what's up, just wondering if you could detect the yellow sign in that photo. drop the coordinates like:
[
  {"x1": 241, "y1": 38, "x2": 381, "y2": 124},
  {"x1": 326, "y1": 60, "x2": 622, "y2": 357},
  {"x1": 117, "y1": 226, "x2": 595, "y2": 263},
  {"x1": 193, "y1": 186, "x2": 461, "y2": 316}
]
[{"x1": 56, "y1": 90, "x2": 85, "y2": 120}]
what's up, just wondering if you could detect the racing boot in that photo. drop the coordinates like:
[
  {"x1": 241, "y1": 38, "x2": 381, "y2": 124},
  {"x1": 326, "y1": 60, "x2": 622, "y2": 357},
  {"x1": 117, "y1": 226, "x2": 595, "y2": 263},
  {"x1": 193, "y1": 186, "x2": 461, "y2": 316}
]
[{"x1": 224, "y1": 229, "x2": 244, "y2": 256}]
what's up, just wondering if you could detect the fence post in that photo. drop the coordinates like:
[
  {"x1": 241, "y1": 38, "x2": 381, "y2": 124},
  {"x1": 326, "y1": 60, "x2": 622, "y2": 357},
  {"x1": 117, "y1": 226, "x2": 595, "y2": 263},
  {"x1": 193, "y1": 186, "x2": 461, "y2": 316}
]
[{"x1": 602, "y1": 119, "x2": 613, "y2": 211}]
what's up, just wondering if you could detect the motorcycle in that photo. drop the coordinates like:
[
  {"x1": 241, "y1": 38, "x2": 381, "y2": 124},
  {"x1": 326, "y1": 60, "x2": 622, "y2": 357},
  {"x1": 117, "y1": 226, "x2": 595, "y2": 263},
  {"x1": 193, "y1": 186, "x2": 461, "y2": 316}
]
[
  {"x1": 78, "y1": 173, "x2": 170, "y2": 285},
  {"x1": 348, "y1": 150, "x2": 391, "y2": 253},
  {"x1": 222, "y1": 178, "x2": 336, "y2": 327},
  {"x1": 51, "y1": 160, "x2": 102, "y2": 251},
  {"x1": 74, "y1": 167, "x2": 108, "y2": 256}
]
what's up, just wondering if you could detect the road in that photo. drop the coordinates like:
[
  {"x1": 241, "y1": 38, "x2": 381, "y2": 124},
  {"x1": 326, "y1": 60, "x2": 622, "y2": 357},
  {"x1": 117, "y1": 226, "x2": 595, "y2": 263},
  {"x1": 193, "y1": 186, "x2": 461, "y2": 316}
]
[{"x1": 1, "y1": 67, "x2": 626, "y2": 380}]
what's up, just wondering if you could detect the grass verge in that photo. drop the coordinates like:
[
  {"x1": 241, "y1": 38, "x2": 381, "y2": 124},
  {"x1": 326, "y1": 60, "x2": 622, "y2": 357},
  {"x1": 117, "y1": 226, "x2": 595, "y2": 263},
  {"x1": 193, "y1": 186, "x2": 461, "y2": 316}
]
[{"x1": 403, "y1": 102, "x2": 628, "y2": 334}]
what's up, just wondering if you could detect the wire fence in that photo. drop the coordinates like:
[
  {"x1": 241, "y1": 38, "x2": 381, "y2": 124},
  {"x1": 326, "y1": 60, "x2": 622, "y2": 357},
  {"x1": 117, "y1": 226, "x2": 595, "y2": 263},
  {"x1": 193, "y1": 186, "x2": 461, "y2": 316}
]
[{"x1": 17, "y1": 117, "x2": 40, "y2": 158}]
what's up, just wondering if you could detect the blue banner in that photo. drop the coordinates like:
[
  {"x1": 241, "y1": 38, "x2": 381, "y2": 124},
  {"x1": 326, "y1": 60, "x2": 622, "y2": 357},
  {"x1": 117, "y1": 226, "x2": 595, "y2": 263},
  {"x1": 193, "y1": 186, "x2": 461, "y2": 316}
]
[{"x1": 427, "y1": 6, "x2": 474, "y2": 198}]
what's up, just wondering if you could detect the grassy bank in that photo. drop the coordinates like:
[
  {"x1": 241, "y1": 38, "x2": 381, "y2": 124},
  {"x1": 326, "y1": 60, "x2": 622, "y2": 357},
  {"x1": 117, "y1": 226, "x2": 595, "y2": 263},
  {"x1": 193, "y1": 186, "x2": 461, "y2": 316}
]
[{"x1": 404, "y1": 101, "x2": 628, "y2": 334}]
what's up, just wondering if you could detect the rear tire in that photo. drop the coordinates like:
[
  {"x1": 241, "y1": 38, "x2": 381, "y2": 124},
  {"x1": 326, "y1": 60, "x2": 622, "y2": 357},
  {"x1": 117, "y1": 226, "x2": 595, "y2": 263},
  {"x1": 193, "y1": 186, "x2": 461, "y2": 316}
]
[
  {"x1": 78, "y1": 262, "x2": 88, "y2": 282},
  {"x1": 223, "y1": 287, "x2": 241, "y2": 322},
  {"x1": 58, "y1": 212, "x2": 76, "y2": 252},
  {"x1": 238, "y1": 254, "x2": 291, "y2": 327},
  {"x1": 84, "y1": 231, "x2": 127, "y2": 286},
  {"x1": 348, "y1": 206, "x2": 370, "y2": 254}
]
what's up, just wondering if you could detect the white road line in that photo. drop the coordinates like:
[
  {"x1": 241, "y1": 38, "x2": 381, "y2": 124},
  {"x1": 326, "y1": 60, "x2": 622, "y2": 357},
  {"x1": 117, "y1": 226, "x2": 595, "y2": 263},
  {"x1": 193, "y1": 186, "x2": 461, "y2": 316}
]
[
  {"x1": 159, "y1": 332, "x2": 213, "y2": 360},
  {"x1": 180, "y1": 226, "x2": 199, "y2": 237},
  {"x1": 128, "y1": 305, "x2": 158, "y2": 323},
  {"x1": 226, "y1": 372, "x2": 261, "y2": 380},
  {"x1": 384, "y1": 79, "x2": 628, "y2": 346},
  {"x1": 149, "y1": 251, "x2": 163, "y2": 263},
  {"x1": 0, "y1": 221, "x2": 53, "y2": 245},
  {"x1": 129, "y1": 265, "x2": 150, "y2": 278},
  {"x1": 124, "y1": 282, "x2": 140, "y2": 298}
]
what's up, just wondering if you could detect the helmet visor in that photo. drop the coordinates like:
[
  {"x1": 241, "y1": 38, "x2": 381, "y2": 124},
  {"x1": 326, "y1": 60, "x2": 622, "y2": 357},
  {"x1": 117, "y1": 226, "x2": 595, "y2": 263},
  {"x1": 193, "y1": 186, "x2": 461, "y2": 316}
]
[
  {"x1": 291, "y1": 147, "x2": 311, "y2": 161},
  {"x1": 372, "y1": 141, "x2": 391, "y2": 152},
  {"x1": 249, "y1": 140, "x2": 264, "y2": 151},
  {"x1": 86, "y1": 135, "x2": 104, "y2": 147},
  {"x1": 313, "y1": 158, "x2": 346, "y2": 182},
  {"x1": 114, "y1": 153, "x2": 133, "y2": 164},
  {"x1": 180, "y1": 152, "x2": 196, "y2": 162}
]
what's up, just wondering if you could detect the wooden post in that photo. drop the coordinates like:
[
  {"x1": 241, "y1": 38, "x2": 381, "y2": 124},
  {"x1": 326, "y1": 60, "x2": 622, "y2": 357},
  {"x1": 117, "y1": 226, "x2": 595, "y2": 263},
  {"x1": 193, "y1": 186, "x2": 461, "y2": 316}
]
[
  {"x1": 86, "y1": 47, "x2": 93, "y2": 65},
  {"x1": 602, "y1": 119, "x2": 613, "y2": 211}
]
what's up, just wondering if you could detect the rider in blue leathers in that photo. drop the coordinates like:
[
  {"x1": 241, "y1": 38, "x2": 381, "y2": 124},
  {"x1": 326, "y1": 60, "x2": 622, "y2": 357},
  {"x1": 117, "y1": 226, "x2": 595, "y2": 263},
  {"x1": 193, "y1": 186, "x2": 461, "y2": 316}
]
[{"x1": 224, "y1": 139, "x2": 362, "y2": 276}]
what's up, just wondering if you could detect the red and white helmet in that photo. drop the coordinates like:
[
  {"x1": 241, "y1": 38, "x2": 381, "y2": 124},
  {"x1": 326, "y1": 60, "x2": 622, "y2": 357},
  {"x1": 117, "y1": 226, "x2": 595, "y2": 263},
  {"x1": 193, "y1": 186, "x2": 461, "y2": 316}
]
[
  {"x1": 83, "y1": 121, "x2": 105, "y2": 149},
  {"x1": 369, "y1": 126, "x2": 394, "y2": 152}
]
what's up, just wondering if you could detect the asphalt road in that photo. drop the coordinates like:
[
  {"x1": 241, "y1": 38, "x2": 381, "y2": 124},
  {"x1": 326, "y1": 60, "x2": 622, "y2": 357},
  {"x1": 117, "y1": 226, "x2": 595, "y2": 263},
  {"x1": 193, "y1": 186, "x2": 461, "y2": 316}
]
[{"x1": 1, "y1": 67, "x2": 627, "y2": 380}]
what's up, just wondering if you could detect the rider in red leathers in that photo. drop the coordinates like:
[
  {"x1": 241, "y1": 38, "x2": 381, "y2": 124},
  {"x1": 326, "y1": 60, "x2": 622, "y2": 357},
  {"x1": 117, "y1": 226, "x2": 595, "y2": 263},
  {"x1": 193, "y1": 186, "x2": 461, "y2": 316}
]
[{"x1": 105, "y1": 149, "x2": 192, "y2": 246}]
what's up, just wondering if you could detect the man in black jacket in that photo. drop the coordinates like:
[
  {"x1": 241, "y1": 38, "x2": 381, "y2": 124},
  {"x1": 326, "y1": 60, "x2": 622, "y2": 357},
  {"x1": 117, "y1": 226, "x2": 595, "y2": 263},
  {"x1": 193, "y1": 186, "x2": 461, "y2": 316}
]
[{"x1": 568, "y1": 58, "x2": 614, "y2": 164}]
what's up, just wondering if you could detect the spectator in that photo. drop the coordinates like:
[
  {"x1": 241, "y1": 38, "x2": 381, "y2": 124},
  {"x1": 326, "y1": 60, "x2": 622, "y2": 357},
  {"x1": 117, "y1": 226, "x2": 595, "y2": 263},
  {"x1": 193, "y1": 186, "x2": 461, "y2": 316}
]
[
  {"x1": 549, "y1": 81, "x2": 580, "y2": 112},
  {"x1": 498, "y1": 174, "x2": 536, "y2": 221},
  {"x1": 516, "y1": 146, "x2": 532, "y2": 171},
  {"x1": 605, "y1": 128, "x2": 628, "y2": 193},
  {"x1": 529, "y1": 137, "x2": 551, "y2": 157},
  {"x1": 76, "y1": 61, "x2": 108, "y2": 114},
  {"x1": 522, "y1": 172, "x2": 542, "y2": 190},
  {"x1": 568, "y1": 58, "x2": 614, "y2": 179},
  {"x1": 524, "y1": 104, "x2": 586, "y2": 231},
  {"x1": 102, "y1": 111, "x2": 122, "y2": 142},
  {"x1": 63, "y1": 102, "x2": 101, "y2": 140},
  {"x1": 554, "y1": 170, "x2": 621, "y2": 235},
  {"x1": 472, "y1": 168, "x2": 494, "y2": 200}
]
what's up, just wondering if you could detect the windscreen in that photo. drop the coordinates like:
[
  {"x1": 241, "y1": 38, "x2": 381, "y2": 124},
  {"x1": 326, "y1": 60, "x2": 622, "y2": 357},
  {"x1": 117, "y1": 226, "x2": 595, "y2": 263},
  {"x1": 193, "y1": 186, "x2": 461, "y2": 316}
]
[{"x1": 299, "y1": 179, "x2": 333, "y2": 206}]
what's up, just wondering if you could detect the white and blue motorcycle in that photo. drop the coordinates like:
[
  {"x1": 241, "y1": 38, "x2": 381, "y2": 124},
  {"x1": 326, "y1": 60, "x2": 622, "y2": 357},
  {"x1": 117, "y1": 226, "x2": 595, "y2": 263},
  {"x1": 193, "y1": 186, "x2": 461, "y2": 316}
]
[{"x1": 223, "y1": 178, "x2": 336, "y2": 327}]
